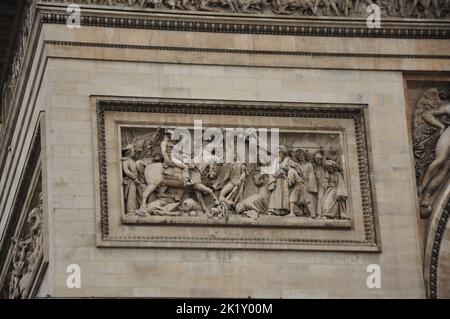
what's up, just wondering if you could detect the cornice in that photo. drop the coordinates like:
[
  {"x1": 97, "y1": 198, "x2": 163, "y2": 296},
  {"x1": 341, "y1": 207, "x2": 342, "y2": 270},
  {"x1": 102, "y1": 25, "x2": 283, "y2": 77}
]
[{"x1": 38, "y1": 3, "x2": 450, "y2": 39}]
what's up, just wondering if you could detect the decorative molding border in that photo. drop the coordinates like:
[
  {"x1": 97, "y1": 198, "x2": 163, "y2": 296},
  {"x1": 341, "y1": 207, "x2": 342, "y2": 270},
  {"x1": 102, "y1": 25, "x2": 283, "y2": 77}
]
[
  {"x1": 45, "y1": 40, "x2": 450, "y2": 60},
  {"x1": 40, "y1": 10, "x2": 450, "y2": 40},
  {"x1": 428, "y1": 197, "x2": 450, "y2": 299},
  {"x1": 94, "y1": 98, "x2": 380, "y2": 251},
  {"x1": 38, "y1": 0, "x2": 450, "y2": 20}
]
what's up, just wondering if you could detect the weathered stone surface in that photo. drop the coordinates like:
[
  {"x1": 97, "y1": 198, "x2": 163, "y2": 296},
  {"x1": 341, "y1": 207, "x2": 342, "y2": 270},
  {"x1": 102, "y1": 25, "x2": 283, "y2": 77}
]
[{"x1": 2, "y1": 0, "x2": 450, "y2": 299}]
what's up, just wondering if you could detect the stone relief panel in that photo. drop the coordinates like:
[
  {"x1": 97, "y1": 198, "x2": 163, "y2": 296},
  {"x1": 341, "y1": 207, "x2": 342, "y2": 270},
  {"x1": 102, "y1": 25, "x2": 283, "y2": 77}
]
[
  {"x1": 0, "y1": 119, "x2": 48, "y2": 299},
  {"x1": 413, "y1": 87, "x2": 450, "y2": 219},
  {"x1": 119, "y1": 126, "x2": 352, "y2": 228},
  {"x1": 93, "y1": 99, "x2": 379, "y2": 251},
  {"x1": 43, "y1": 0, "x2": 450, "y2": 18},
  {"x1": 0, "y1": 172, "x2": 47, "y2": 299}
]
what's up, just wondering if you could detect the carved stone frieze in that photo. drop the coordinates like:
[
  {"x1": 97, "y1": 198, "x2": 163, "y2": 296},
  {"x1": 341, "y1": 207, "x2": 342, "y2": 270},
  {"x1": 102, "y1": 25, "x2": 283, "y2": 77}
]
[
  {"x1": 93, "y1": 98, "x2": 379, "y2": 251},
  {"x1": 41, "y1": 0, "x2": 450, "y2": 19},
  {"x1": 120, "y1": 126, "x2": 352, "y2": 227}
]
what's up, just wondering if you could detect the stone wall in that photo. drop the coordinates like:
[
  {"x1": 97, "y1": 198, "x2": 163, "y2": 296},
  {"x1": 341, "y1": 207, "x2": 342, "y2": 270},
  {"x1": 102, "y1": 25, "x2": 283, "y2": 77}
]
[
  {"x1": 3, "y1": 4, "x2": 450, "y2": 298},
  {"x1": 41, "y1": 47, "x2": 423, "y2": 297}
]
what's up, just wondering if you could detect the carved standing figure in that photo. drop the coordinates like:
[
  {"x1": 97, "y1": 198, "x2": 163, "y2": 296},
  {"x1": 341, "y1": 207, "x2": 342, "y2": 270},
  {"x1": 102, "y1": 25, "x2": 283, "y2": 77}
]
[
  {"x1": 293, "y1": 149, "x2": 318, "y2": 217},
  {"x1": 322, "y1": 160, "x2": 350, "y2": 220},
  {"x1": 268, "y1": 144, "x2": 292, "y2": 216},
  {"x1": 121, "y1": 144, "x2": 143, "y2": 214}
]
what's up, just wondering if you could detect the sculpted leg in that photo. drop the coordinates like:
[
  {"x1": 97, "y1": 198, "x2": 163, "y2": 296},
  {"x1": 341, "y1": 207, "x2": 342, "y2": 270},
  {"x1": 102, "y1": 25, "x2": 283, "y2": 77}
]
[
  {"x1": 140, "y1": 184, "x2": 158, "y2": 210},
  {"x1": 419, "y1": 130, "x2": 450, "y2": 194},
  {"x1": 195, "y1": 191, "x2": 207, "y2": 213},
  {"x1": 194, "y1": 184, "x2": 219, "y2": 203},
  {"x1": 219, "y1": 182, "x2": 234, "y2": 202}
]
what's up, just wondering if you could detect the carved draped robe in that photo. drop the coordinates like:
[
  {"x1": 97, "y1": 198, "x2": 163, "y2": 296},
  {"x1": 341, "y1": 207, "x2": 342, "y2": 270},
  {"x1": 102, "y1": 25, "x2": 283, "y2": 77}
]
[
  {"x1": 315, "y1": 164, "x2": 328, "y2": 217},
  {"x1": 322, "y1": 171, "x2": 351, "y2": 219},
  {"x1": 299, "y1": 161, "x2": 318, "y2": 216},
  {"x1": 122, "y1": 157, "x2": 140, "y2": 214},
  {"x1": 268, "y1": 156, "x2": 291, "y2": 215}
]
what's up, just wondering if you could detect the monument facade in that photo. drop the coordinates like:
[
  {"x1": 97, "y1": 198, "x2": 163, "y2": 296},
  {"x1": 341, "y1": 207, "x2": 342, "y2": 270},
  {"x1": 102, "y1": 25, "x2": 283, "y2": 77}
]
[{"x1": 0, "y1": 0, "x2": 449, "y2": 298}]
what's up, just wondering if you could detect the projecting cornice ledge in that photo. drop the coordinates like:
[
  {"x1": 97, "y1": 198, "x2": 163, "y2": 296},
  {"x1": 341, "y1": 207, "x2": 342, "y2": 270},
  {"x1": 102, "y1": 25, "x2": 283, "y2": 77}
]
[{"x1": 37, "y1": 1, "x2": 450, "y2": 39}]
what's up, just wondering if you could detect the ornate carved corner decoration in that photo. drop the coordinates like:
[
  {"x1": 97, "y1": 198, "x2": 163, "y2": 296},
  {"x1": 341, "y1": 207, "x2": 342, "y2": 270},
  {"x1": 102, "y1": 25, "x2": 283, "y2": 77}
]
[
  {"x1": 0, "y1": 120, "x2": 47, "y2": 299},
  {"x1": 94, "y1": 99, "x2": 380, "y2": 251}
]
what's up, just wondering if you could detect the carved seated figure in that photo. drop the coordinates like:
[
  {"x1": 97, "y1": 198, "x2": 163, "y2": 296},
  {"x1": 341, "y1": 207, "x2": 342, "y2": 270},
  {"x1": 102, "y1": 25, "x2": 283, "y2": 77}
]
[{"x1": 160, "y1": 129, "x2": 194, "y2": 186}]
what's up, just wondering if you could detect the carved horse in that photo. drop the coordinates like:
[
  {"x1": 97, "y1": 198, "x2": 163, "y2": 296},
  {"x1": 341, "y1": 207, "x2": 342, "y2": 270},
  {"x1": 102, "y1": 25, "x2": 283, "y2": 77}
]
[{"x1": 139, "y1": 161, "x2": 220, "y2": 214}]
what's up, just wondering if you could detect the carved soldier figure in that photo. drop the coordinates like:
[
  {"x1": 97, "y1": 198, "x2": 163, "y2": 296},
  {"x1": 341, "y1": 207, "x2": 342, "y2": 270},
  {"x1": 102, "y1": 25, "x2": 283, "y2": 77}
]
[
  {"x1": 322, "y1": 160, "x2": 351, "y2": 220},
  {"x1": 160, "y1": 129, "x2": 193, "y2": 186},
  {"x1": 287, "y1": 160, "x2": 307, "y2": 216},
  {"x1": 292, "y1": 149, "x2": 318, "y2": 217},
  {"x1": 121, "y1": 144, "x2": 142, "y2": 214}
]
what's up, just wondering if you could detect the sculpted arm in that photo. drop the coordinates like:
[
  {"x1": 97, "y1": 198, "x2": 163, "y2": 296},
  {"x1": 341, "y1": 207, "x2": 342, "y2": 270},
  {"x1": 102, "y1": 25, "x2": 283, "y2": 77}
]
[
  {"x1": 423, "y1": 107, "x2": 449, "y2": 134},
  {"x1": 122, "y1": 161, "x2": 136, "y2": 179},
  {"x1": 160, "y1": 140, "x2": 172, "y2": 164}
]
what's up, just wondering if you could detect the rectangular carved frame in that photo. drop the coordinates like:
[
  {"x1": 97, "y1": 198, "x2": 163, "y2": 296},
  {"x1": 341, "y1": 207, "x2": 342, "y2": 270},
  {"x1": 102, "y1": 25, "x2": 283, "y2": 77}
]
[{"x1": 92, "y1": 97, "x2": 381, "y2": 252}]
